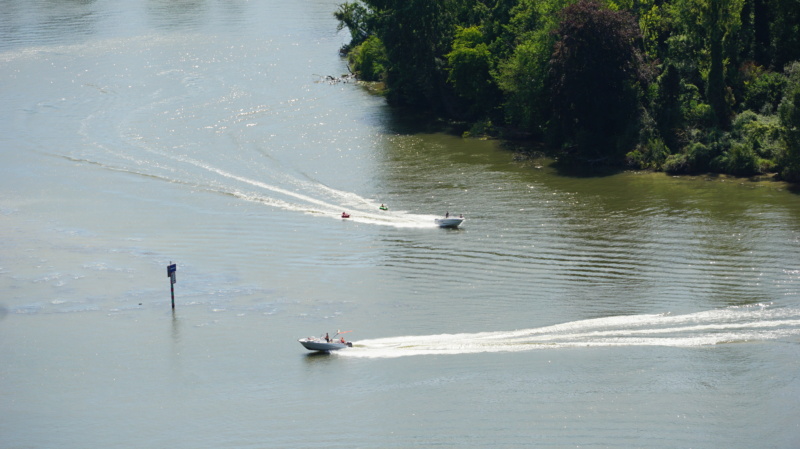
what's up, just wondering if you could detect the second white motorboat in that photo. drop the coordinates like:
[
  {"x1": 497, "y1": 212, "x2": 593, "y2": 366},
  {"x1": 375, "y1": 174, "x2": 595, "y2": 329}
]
[
  {"x1": 435, "y1": 216, "x2": 464, "y2": 228},
  {"x1": 299, "y1": 331, "x2": 353, "y2": 352}
]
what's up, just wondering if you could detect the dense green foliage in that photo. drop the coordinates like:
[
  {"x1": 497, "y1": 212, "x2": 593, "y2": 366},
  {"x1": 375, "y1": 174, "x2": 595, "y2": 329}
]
[
  {"x1": 335, "y1": 0, "x2": 800, "y2": 179},
  {"x1": 548, "y1": 1, "x2": 648, "y2": 162}
]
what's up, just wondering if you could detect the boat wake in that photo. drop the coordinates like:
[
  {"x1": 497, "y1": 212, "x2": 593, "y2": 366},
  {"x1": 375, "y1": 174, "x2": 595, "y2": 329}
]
[
  {"x1": 65, "y1": 144, "x2": 440, "y2": 229},
  {"x1": 342, "y1": 305, "x2": 800, "y2": 358},
  {"x1": 172, "y1": 154, "x2": 439, "y2": 228}
]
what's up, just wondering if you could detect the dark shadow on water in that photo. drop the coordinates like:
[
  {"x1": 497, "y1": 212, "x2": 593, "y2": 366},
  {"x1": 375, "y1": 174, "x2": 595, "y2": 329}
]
[
  {"x1": 303, "y1": 351, "x2": 338, "y2": 364},
  {"x1": 376, "y1": 104, "x2": 628, "y2": 179},
  {"x1": 491, "y1": 138, "x2": 628, "y2": 178},
  {"x1": 381, "y1": 106, "x2": 468, "y2": 136},
  {"x1": 375, "y1": 104, "x2": 800, "y2": 189},
  {"x1": 551, "y1": 159, "x2": 625, "y2": 178},
  {"x1": 171, "y1": 308, "x2": 181, "y2": 344},
  {"x1": 673, "y1": 172, "x2": 800, "y2": 193},
  {"x1": 438, "y1": 226, "x2": 465, "y2": 233}
]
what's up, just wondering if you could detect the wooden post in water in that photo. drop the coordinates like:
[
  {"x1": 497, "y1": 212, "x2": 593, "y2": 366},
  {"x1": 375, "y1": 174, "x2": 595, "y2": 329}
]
[{"x1": 167, "y1": 262, "x2": 177, "y2": 309}]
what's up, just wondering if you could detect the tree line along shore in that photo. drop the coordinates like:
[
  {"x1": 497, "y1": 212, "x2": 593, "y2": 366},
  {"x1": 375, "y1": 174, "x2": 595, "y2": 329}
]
[{"x1": 334, "y1": 0, "x2": 800, "y2": 181}]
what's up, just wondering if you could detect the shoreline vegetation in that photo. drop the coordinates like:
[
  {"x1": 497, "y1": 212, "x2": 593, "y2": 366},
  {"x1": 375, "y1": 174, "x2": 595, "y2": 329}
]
[{"x1": 333, "y1": 0, "x2": 800, "y2": 183}]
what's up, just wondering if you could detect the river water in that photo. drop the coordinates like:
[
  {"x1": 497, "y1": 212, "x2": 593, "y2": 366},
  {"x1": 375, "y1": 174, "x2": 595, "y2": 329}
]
[{"x1": 2, "y1": 1, "x2": 800, "y2": 448}]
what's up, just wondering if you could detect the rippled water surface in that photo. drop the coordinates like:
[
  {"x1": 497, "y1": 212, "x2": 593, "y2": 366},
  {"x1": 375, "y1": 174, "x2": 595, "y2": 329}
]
[{"x1": 2, "y1": 1, "x2": 800, "y2": 448}]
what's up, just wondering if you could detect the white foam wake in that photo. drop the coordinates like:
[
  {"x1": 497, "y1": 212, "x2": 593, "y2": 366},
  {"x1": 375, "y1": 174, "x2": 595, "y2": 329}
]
[
  {"x1": 341, "y1": 305, "x2": 800, "y2": 358},
  {"x1": 89, "y1": 135, "x2": 442, "y2": 229},
  {"x1": 155, "y1": 152, "x2": 441, "y2": 228}
]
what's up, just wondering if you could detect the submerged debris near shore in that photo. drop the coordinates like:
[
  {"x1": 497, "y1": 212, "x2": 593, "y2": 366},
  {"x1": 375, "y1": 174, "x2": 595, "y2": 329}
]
[{"x1": 315, "y1": 73, "x2": 357, "y2": 84}]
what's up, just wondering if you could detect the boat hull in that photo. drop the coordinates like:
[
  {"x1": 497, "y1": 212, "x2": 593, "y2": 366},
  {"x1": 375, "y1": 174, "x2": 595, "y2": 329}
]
[
  {"x1": 299, "y1": 338, "x2": 352, "y2": 352},
  {"x1": 435, "y1": 217, "x2": 464, "y2": 228}
]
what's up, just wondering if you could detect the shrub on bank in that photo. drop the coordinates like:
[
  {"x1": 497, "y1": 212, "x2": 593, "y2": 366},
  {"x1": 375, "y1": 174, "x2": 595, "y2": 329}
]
[{"x1": 348, "y1": 36, "x2": 387, "y2": 82}]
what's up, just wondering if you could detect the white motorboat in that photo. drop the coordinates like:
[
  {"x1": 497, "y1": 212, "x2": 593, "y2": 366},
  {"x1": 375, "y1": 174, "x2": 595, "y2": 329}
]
[
  {"x1": 299, "y1": 332, "x2": 353, "y2": 352},
  {"x1": 435, "y1": 217, "x2": 464, "y2": 228}
]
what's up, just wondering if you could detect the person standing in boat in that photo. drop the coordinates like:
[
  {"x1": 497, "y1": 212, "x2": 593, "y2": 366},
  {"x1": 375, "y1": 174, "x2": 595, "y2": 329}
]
[
  {"x1": 325, "y1": 333, "x2": 330, "y2": 342},
  {"x1": 445, "y1": 211, "x2": 449, "y2": 218}
]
